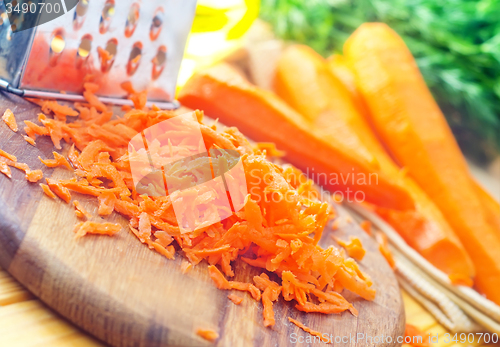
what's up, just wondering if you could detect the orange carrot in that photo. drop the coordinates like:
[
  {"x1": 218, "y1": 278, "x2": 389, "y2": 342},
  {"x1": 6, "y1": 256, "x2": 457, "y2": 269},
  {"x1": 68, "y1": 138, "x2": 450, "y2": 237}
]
[
  {"x1": 207, "y1": 265, "x2": 231, "y2": 290},
  {"x1": 0, "y1": 156, "x2": 28, "y2": 173},
  {"x1": 73, "y1": 200, "x2": 92, "y2": 219},
  {"x1": 275, "y1": 44, "x2": 474, "y2": 283},
  {"x1": 121, "y1": 81, "x2": 137, "y2": 95},
  {"x1": 196, "y1": 329, "x2": 219, "y2": 342},
  {"x1": 375, "y1": 232, "x2": 396, "y2": 270},
  {"x1": 146, "y1": 240, "x2": 175, "y2": 260},
  {"x1": 334, "y1": 237, "x2": 365, "y2": 261},
  {"x1": 2, "y1": 109, "x2": 18, "y2": 132},
  {"x1": 345, "y1": 23, "x2": 500, "y2": 303},
  {"x1": 0, "y1": 149, "x2": 16, "y2": 162},
  {"x1": 326, "y1": 54, "x2": 371, "y2": 119},
  {"x1": 39, "y1": 152, "x2": 72, "y2": 170},
  {"x1": 473, "y1": 180, "x2": 500, "y2": 234},
  {"x1": 181, "y1": 260, "x2": 192, "y2": 274},
  {"x1": 288, "y1": 317, "x2": 330, "y2": 344},
  {"x1": 40, "y1": 183, "x2": 57, "y2": 199},
  {"x1": 359, "y1": 220, "x2": 371, "y2": 235},
  {"x1": 227, "y1": 293, "x2": 243, "y2": 305},
  {"x1": 0, "y1": 161, "x2": 11, "y2": 178},
  {"x1": 24, "y1": 120, "x2": 49, "y2": 137},
  {"x1": 253, "y1": 273, "x2": 281, "y2": 327},
  {"x1": 46, "y1": 178, "x2": 71, "y2": 203},
  {"x1": 74, "y1": 221, "x2": 121, "y2": 238},
  {"x1": 129, "y1": 90, "x2": 148, "y2": 110},
  {"x1": 179, "y1": 63, "x2": 414, "y2": 211},
  {"x1": 23, "y1": 136, "x2": 36, "y2": 146},
  {"x1": 404, "y1": 324, "x2": 430, "y2": 347},
  {"x1": 26, "y1": 169, "x2": 43, "y2": 183},
  {"x1": 208, "y1": 265, "x2": 262, "y2": 301},
  {"x1": 83, "y1": 84, "x2": 107, "y2": 112},
  {"x1": 97, "y1": 192, "x2": 116, "y2": 216}
]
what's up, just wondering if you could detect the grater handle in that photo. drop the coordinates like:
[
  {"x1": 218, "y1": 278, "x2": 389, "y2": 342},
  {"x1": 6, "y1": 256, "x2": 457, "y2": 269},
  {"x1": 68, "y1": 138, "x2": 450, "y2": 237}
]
[
  {"x1": 0, "y1": 79, "x2": 25, "y2": 97},
  {"x1": 0, "y1": 80, "x2": 179, "y2": 110}
]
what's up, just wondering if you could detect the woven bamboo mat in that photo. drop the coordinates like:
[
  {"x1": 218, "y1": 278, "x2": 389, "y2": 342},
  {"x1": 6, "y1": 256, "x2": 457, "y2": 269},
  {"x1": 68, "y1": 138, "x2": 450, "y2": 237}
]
[{"x1": 0, "y1": 266, "x2": 498, "y2": 347}]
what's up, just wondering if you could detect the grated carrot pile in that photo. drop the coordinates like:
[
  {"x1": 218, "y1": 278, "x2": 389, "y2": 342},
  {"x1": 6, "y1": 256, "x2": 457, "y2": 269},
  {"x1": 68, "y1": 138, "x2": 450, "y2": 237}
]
[
  {"x1": 288, "y1": 317, "x2": 330, "y2": 344},
  {"x1": 3, "y1": 83, "x2": 375, "y2": 328},
  {"x1": 2, "y1": 109, "x2": 18, "y2": 132}
]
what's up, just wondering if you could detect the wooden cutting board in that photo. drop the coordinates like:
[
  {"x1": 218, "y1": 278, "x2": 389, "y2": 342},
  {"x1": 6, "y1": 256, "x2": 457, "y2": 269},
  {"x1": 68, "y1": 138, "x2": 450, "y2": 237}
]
[{"x1": 0, "y1": 92, "x2": 405, "y2": 347}]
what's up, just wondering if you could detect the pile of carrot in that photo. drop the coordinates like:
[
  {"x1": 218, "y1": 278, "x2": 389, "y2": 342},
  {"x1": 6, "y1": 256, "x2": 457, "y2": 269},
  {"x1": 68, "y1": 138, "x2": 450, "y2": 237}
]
[
  {"x1": 179, "y1": 23, "x2": 500, "y2": 305},
  {"x1": 1, "y1": 82, "x2": 375, "y2": 328}
]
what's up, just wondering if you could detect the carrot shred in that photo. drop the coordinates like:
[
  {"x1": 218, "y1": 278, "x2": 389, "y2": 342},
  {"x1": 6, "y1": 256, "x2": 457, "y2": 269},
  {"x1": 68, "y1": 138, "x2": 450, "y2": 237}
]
[
  {"x1": 0, "y1": 161, "x2": 11, "y2": 178},
  {"x1": 23, "y1": 136, "x2": 36, "y2": 146},
  {"x1": 0, "y1": 149, "x2": 17, "y2": 162},
  {"x1": 254, "y1": 273, "x2": 281, "y2": 327},
  {"x1": 46, "y1": 178, "x2": 71, "y2": 203},
  {"x1": 121, "y1": 81, "x2": 137, "y2": 95},
  {"x1": 39, "y1": 152, "x2": 72, "y2": 170},
  {"x1": 359, "y1": 220, "x2": 372, "y2": 235},
  {"x1": 375, "y1": 231, "x2": 396, "y2": 269},
  {"x1": 129, "y1": 90, "x2": 148, "y2": 110},
  {"x1": 181, "y1": 260, "x2": 192, "y2": 274},
  {"x1": 207, "y1": 265, "x2": 231, "y2": 290},
  {"x1": 255, "y1": 142, "x2": 286, "y2": 157},
  {"x1": 74, "y1": 221, "x2": 121, "y2": 238},
  {"x1": 227, "y1": 293, "x2": 243, "y2": 305},
  {"x1": 0, "y1": 153, "x2": 44, "y2": 183},
  {"x1": 288, "y1": 317, "x2": 331, "y2": 344},
  {"x1": 334, "y1": 237, "x2": 366, "y2": 261},
  {"x1": 26, "y1": 169, "x2": 43, "y2": 183},
  {"x1": 196, "y1": 329, "x2": 219, "y2": 342},
  {"x1": 40, "y1": 183, "x2": 57, "y2": 199},
  {"x1": 73, "y1": 200, "x2": 92, "y2": 219},
  {"x1": 84, "y1": 91, "x2": 107, "y2": 112},
  {"x1": 97, "y1": 192, "x2": 116, "y2": 216},
  {"x1": 2, "y1": 109, "x2": 18, "y2": 132},
  {"x1": 208, "y1": 265, "x2": 261, "y2": 301},
  {"x1": 24, "y1": 120, "x2": 49, "y2": 136}
]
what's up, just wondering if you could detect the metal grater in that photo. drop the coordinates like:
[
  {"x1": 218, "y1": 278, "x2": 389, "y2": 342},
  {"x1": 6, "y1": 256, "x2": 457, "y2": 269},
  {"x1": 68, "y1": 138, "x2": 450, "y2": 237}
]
[{"x1": 0, "y1": 0, "x2": 197, "y2": 109}]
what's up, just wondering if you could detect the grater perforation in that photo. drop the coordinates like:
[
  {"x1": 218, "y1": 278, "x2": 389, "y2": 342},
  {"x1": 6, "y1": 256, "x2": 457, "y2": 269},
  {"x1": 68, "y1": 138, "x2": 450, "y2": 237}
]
[{"x1": 0, "y1": 0, "x2": 197, "y2": 109}]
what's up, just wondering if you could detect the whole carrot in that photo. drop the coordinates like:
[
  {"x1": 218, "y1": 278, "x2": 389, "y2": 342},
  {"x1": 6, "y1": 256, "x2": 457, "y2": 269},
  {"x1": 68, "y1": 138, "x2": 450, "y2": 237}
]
[
  {"x1": 274, "y1": 45, "x2": 474, "y2": 282},
  {"x1": 345, "y1": 23, "x2": 500, "y2": 303},
  {"x1": 473, "y1": 180, "x2": 500, "y2": 234}
]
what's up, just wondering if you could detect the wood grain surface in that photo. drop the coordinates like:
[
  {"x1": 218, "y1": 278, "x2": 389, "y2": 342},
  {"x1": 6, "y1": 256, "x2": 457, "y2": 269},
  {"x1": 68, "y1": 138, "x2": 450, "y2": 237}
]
[{"x1": 0, "y1": 92, "x2": 405, "y2": 347}]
